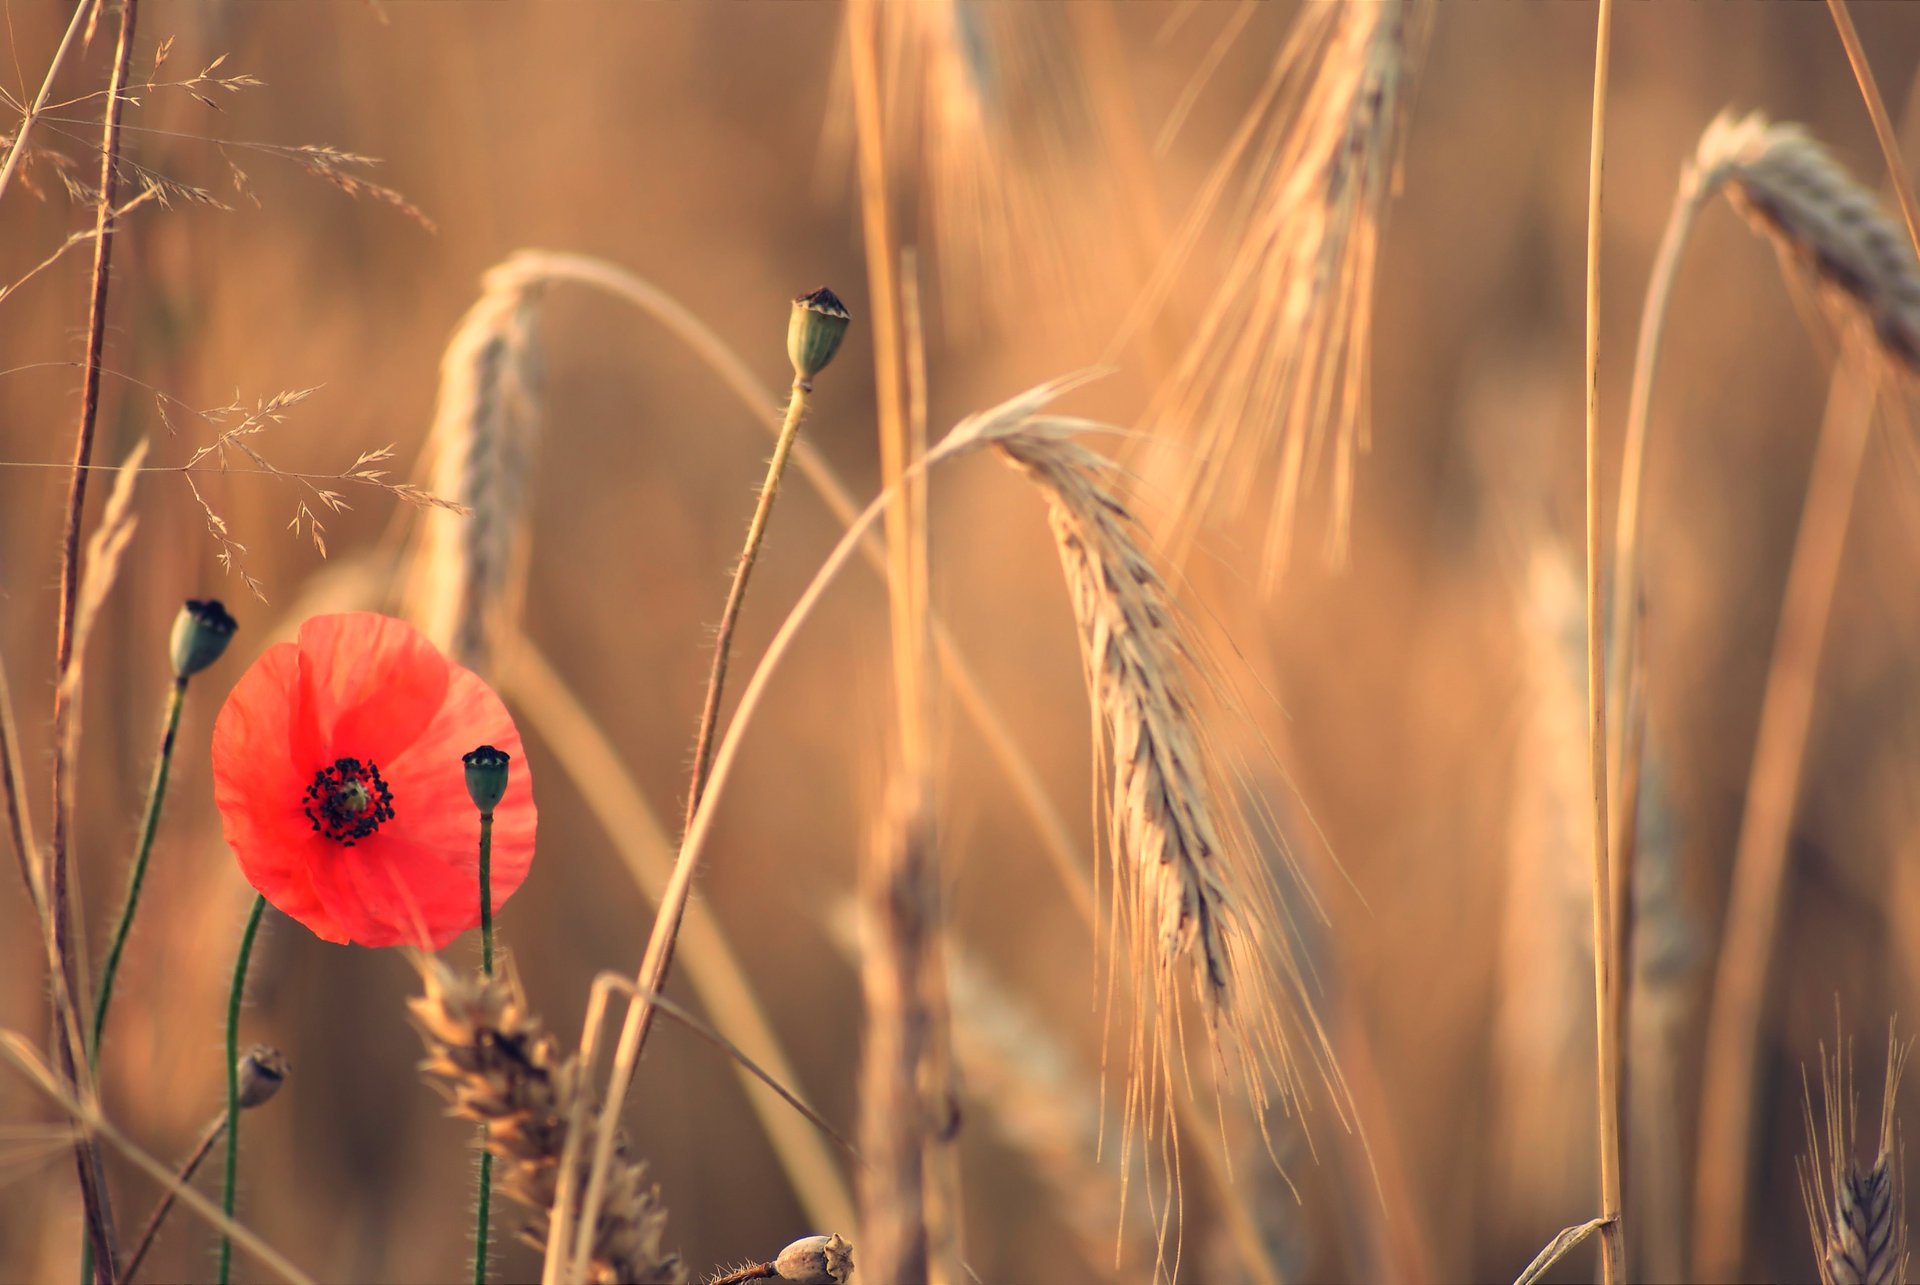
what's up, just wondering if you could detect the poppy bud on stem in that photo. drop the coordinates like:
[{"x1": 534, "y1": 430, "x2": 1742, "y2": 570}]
[
  {"x1": 561, "y1": 288, "x2": 852, "y2": 1270},
  {"x1": 92, "y1": 601, "x2": 237, "y2": 1071},
  {"x1": 123, "y1": 1047, "x2": 288, "y2": 1284},
  {"x1": 462, "y1": 744, "x2": 509, "y2": 1284}
]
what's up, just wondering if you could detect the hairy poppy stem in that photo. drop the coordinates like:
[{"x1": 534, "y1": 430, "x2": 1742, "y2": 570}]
[
  {"x1": 90, "y1": 677, "x2": 187, "y2": 1068},
  {"x1": 474, "y1": 810, "x2": 494, "y2": 1285},
  {"x1": 683, "y1": 380, "x2": 811, "y2": 834},
  {"x1": 218, "y1": 895, "x2": 266, "y2": 1285},
  {"x1": 636, "y1": 377, "x2": 809, "y2": 1068}
]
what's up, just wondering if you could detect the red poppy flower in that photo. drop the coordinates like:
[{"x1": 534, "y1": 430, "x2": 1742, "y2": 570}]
[{"x1": 211, "y1": 612, "x2": 536, "y2": 949}]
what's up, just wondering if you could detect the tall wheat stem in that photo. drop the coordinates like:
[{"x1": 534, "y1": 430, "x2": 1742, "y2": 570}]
[
  {"x1": 1692, "y1": 349, "x2": 1880, "y2": 1281},
  {"x1": 56, "y1": 3, "x2": 139, "y2": 1276},
  {"x1": 846, "y1": 6, "x2": 957, "y2": 1279},
  {"x1": 1582, "y1": 1, "x2": 1625, "y2": 1280}
]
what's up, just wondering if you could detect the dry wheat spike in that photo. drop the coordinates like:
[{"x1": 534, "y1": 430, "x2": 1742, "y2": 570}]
[
  {"x1": 1698, "y1": 109, "x2": 1920, "y2": 375},
  {"x1": 410, "y1": 957, "x2": 685, "y2": 1285},
  {"x1": 1800, "y1": 1030, "x2": 1912, "y2": 1285},
  {"x1": 405, "y1": 259, "x2": 546, "y2": 674},
  {"x1": 1148, "y1": 0, "x2": 1430, "y2": 579},
  {"x1": 935, "y1": 387, "x2": 1343, "y2": 1191}
]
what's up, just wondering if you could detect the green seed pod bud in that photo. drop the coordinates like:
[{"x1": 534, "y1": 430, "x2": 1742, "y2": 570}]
[
  {"x1": 236, "y1": 1045, "x2": 289, "y2": 1109},
  {"x1": 169, "y1": 599, "x2": 236, "y2": 680},
  {"x1": 787, "y1": 287, "x2": 850, "y2": 387},
  {"x1": 774, "y1": 1233, "x2": 854, "y2": 1284},
  {"x1": 462, "y1": 744, "x2": 511, "y2": 814}
]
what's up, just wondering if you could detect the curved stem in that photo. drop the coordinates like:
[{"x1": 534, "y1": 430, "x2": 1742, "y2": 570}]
[
  {"x1": 90, "y1": 677, "x2": 188, "y2": 1067},
  {"x1": 219, "y1": 895, "x2": 267, "y2": 1285},
  {"x1": 474, "y1": 812, "x2": 494, "y2": 1285}
]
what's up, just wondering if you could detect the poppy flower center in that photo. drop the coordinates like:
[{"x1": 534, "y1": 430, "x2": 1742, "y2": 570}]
[{"x1": 303, "y1": 757, "x2": 396, "y2": 846}]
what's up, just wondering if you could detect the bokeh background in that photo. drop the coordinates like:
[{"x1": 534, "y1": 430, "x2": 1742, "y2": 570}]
[{"x1": 4, "y1": 3, "x2": 1920, "y2": 1282}]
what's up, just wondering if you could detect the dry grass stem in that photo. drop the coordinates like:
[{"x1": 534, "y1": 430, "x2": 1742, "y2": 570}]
[
  {"x1": 1144, "y1": 0, "x2": 1430, "y2": 578},
  {"x1": 823, "y1": 0, "x2": 1114, "y2": 334},
  {"x1": 501, "y1": 639, "x2": 858, "y2": 1236},
  {"x1": 1694, "y1": 341, "x2": 1882, "y2": 1281},
  {"x1": 1799, "y1": 1031, "x2": 1912, "y2": 1285},
  {"x1": 0, "y1": 0, "x2": 90, "y2": 207},
  {"x1": 405, "y1": 261, "x2": 546, "y2": 673},
  {"x1": 409, "y1": 957, "x2": 685, "y2": 1285},
  {"x1": 0, "y1": 1032, "x2": 310, "y2": 1284},
  {"x1": 1580, "y1": 3, "x2": 1623, "y2": 1280}
]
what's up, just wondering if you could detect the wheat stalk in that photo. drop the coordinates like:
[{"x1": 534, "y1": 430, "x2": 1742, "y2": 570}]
[
  {"x1": 404, "y1": 260, "x2": 546, "y2": 674},
  {"x1": 409, "y1": 957, "x2": 685, "y2": 1285}
]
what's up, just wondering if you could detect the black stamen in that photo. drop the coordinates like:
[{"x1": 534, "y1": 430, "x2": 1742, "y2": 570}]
[{"x1": 302, "y1": 756, "x2": 396, "y2": 846}]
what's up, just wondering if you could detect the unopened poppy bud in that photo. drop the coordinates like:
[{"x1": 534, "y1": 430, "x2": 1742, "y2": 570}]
[
  {"x1": 462, "y1": 744, "x2": 511, "y2": 814},
  {"x1": 774, "y1": 1233, "x2": 853, "y2": 1284},
  {"x1": 170, "y1": 599, "x2": 236, "y2": 680},
  {"x1": 236, "y1": 1044, "x2": 289, "y2": 1109},
  {"x1": 787, "y1": 287, "x2": 850, "y2": 386}
]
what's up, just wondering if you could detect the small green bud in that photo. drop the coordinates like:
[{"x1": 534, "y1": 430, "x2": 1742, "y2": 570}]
[
  {"x1": 236, "y1": 1044, "x2": 289, "y2": 1109},
  {"x1": 774, "y1": 1233, "x2": 854, "y2": 1284},
  {"x1": 169, "y1": 599, "x2": 236, "y2": 680},
  {"x1": 787, "y1": 286, "x2": 850, "y2": 387},
  {"x1": 462, "y1": 744, "x2": 511, "y2": 814}
]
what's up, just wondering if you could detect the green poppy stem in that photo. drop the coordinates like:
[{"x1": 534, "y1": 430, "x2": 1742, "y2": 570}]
[
  {"x1": 218, "y1": 895, "x2": 265, "y2": 1285},
  {"x1": 89, "y1": 676, "x2": 188, "y2": 1069},
  {"x1": 474, "y1": 810, "x2": 494, "y2": 1285}
]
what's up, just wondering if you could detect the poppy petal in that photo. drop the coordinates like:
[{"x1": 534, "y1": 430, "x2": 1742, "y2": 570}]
[
  {"x1": 293, "y1": 614, "x2": 450, "y2": 768},
  {"x1": 212, "y1": 641, "x2": 341, "y2": 940}
]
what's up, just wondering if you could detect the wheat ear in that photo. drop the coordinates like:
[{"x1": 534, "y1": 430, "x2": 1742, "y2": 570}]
[
  {"x1": 1144, "y1": 0, "x2": 1430, "y2": 579},
  {"x1": 404, "y1": 260, "x2": 546, "y2": 673},
  {"x1": 1800, "y1": 1029, "x2": 1912, "y2": 1285},
  {"x1": 956, "y1": 408, "x2": 1344, "y2": 1234},
  {"x1": 409, "y1": 957, "x2": 685, "y2": 1285}
]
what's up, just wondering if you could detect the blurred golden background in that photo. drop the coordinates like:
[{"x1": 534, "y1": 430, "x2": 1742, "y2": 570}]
[{"x1": 4, "y1": 3, "x2": 1920, "y2": 1282}]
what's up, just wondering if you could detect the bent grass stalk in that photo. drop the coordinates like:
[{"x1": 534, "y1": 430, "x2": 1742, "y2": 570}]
[
  {"x1": 0, "y1": 1034, "x2": 310, "y2": 1285},
  {"x1": 219, "y1": 895, "x2": 267, "y2": 1285},
  {"x1": 502, "y1": 640, "x2": 858, "y2": 1237}
]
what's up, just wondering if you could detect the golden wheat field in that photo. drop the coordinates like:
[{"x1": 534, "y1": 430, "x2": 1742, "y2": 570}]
[{"x1": 5, "y1": 2, "x2": 1920, "y2": 1283}]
